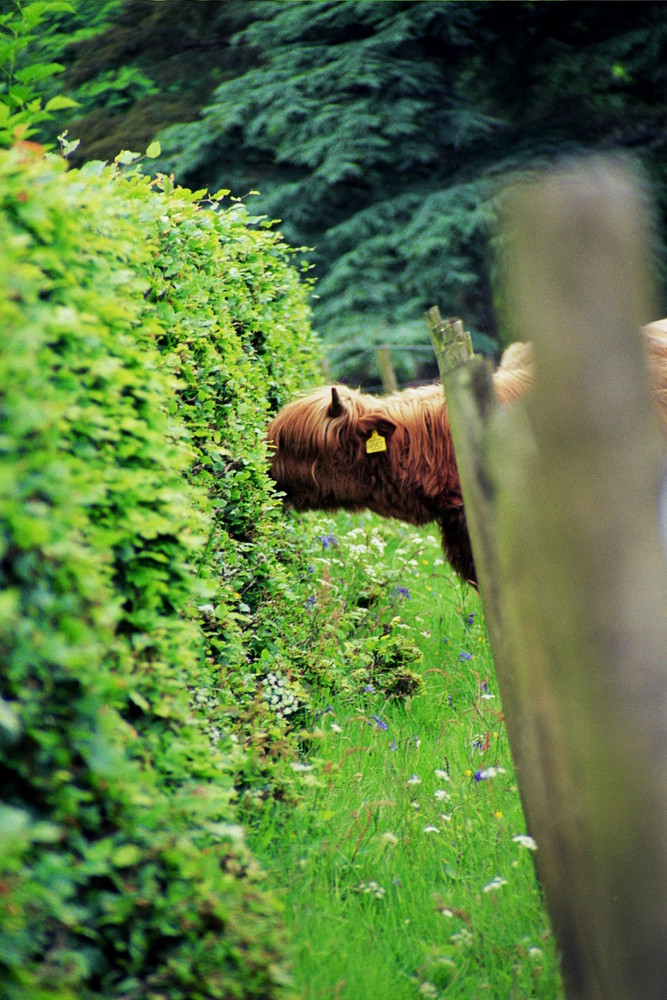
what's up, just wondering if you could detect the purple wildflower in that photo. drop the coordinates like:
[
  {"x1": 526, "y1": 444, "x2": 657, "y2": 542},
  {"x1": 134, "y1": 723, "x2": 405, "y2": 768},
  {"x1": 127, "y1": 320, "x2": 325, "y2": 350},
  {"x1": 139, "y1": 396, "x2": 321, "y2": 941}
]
[
  {"x1": 372, "y1": 715, "x2": 388, "y2": 731},
  {"x1": 318, "y1": 533, "x2": 338, "y2": 549},
  {"x1": 459, "y1": 651, "x2": 473, "y2": 662},
  {"x1": 363, "y1": 683, "x2": 376, "y2": 694},
  {"x1": 305, "y1": 595, "x2": 316, "y2": 609},
  {"x1": 466, "y1": 613, "x2": 475, "y2": 625}
]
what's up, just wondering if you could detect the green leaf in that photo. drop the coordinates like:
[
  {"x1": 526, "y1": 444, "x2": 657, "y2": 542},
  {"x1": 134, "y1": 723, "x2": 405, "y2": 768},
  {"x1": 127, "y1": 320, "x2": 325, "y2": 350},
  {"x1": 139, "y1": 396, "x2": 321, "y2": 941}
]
[
  {"x1": 129, "y1": 690, "x2": 150, "y2": 712},
  {"x1": 112, "y1": 843, "x2": 142, "y2": 868},
  {"x1": 0, "y1": 804, "x2": 29, "y2": 843},
  {"x1": 44, "y1": 95, "x2": 80, "y2": 112},
  {"x1": 115, "y1": 149, "x2": 141, "y2": 164},
  {"x1": 15, "y1": 62, "x2": 64, "y2": 84},
  {"x1": 145, "y1": 140, "x2": 161, "y2": 158},
  {"x1": 0, "y1": 695, "x2": 22, "y2": 744}
]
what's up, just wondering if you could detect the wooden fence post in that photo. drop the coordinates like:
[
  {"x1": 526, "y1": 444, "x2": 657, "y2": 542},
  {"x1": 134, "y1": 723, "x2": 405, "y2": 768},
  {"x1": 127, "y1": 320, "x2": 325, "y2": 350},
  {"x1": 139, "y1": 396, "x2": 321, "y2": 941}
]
[
  {"x1": 375, "y1": 345, "x2": 399, "y2": 394},
  {"x1": 424, "y1": 308, "x2": 473, "y2": 371},
  {"x1": 428, "y1": 158, "x2": 667, "y2": 1000}
]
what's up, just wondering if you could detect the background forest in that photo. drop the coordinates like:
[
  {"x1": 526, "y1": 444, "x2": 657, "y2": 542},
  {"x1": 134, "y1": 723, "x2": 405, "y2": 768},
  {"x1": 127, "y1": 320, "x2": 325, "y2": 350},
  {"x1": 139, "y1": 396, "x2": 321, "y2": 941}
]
[{"x1": 25, "y1": 0, "x2": 667, "y2": 386}]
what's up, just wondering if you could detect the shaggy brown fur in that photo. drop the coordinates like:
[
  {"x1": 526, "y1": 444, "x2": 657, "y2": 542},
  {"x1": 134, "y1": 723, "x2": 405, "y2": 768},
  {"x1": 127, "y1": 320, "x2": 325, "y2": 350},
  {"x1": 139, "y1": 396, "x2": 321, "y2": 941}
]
[
  {"x1": 267, "y1": 330, "x2": 666, "y2": 585},
  {"x1": 641, "y1": 320, "x2": 667, "y2": 430},
  {"x1": 269, "y1": 380, "x2": 473, "y2": 574},
  {"x1": 267, "y1": 346, "x2": 531, "y2": 583}
]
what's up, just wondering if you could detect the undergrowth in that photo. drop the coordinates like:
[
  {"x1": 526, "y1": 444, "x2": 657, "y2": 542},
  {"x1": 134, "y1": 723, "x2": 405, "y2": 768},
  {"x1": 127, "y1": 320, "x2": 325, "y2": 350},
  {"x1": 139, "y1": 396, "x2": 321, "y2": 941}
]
[{"x1": 245, "y1": 512, "x2": 564, "y2": 1000}]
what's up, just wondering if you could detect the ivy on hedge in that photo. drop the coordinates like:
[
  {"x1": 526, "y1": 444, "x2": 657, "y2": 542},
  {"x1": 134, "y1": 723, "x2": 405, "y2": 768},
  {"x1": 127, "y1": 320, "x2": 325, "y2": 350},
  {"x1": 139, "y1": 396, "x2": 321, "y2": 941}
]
[{"x1": 0, "y1": 142, "x2": 320, "y2": 999}]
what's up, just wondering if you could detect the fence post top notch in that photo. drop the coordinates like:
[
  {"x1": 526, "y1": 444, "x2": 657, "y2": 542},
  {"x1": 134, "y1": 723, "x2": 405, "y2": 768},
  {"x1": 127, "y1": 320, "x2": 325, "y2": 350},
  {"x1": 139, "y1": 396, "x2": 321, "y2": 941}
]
[{"x1": 425, "y1": 306, "x2": 474, "y2": 378}]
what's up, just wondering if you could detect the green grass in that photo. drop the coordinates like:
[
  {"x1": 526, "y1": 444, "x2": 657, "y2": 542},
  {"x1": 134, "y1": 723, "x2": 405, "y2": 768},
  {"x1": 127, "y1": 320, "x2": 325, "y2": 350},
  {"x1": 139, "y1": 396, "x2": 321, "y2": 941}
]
[{"x1": 245, "y1": 513, "x2": 564, "y2": 999}]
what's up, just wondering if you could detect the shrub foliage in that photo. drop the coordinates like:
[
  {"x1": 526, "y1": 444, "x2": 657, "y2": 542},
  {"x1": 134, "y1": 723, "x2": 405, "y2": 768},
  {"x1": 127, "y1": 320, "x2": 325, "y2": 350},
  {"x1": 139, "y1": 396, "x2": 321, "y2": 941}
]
[{"x1": 0, "y1": 141, "x2": 321, "y2": 998}]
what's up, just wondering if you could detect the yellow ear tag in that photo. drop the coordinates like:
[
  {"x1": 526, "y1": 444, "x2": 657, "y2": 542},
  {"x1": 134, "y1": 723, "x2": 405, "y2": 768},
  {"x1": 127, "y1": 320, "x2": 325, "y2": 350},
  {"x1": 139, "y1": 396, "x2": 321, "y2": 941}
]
[{"x1": 366, "y1": 430, "x2": 387, "y2": 454}]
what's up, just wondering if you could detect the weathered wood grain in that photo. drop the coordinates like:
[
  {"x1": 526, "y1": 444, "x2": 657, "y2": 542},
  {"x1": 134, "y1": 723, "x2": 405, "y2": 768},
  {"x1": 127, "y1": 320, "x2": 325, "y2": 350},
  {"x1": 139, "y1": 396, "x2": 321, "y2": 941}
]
[{"x1": 429, "y1": 158, "x2": 667, "y2": 1000}]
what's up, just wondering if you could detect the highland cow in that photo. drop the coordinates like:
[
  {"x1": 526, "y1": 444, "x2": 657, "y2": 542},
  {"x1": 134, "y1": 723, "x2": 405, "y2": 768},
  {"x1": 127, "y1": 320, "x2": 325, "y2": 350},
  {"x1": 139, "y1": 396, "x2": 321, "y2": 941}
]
[{"x1": 267, "y1": 329, "x2": 666, "y2": 585}]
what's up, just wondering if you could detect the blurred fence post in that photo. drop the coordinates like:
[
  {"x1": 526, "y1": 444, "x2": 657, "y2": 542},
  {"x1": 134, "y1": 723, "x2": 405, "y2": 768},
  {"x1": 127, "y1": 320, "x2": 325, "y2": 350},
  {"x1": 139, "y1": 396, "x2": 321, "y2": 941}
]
[
  {"x1": 427, "y1": 158, "x2": 667, "y2": 1000},
  {"x1": 424, "y1": 308, "x2": 473, "y2": 371},
  {"x1": 375, "y1": 345, "x2": 399, "y2": 393}
]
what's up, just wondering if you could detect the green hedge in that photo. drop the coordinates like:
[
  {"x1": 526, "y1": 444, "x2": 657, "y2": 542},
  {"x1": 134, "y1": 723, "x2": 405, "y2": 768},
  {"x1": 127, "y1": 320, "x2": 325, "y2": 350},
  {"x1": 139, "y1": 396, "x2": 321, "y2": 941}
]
[{"x1": 0, "y1": 143, "x2": 320, "y2": 999}]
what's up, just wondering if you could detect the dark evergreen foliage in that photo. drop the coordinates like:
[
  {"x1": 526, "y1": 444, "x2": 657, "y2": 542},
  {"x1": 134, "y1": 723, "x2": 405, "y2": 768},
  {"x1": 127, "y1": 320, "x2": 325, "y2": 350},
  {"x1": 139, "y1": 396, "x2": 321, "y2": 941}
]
[
  {"x1": 27, "y1": 0, "x2": 257, "y2": 165},
  {"x1": 152, "y1": 0, "x2": 667, "y2": 381},
  {"x1": 25, "y1": 0, "x2": 667, "y2": 381}
]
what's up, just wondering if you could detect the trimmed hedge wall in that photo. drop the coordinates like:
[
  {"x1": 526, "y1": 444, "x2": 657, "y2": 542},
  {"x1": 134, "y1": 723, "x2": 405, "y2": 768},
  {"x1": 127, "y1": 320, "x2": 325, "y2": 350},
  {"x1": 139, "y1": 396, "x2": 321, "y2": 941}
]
[{"x1": 0, "y1": 143, "x2": 320, "y2": 999}]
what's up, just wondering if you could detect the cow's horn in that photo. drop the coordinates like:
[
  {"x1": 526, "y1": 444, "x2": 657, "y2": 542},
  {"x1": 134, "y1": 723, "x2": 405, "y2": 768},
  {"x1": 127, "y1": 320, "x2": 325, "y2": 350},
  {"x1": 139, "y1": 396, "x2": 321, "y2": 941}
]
[{"x1": 329, "y1": 386, "x2": 345, "y2": 418}]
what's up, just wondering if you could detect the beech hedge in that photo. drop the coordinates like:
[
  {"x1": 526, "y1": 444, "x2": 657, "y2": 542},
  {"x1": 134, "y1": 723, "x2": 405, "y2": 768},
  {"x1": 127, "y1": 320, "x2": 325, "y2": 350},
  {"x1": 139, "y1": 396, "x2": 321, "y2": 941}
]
[{"x1": 0, "y1": 143, "x2": 321, "y2": 999}]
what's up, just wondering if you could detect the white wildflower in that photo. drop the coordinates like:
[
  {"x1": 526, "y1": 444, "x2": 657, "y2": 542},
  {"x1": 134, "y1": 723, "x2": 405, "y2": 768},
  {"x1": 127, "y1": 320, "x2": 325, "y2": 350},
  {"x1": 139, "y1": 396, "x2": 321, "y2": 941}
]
[
  {"x1": 512, "y1": 834, "x2": 538, "y2": 850},
  {"x1": 355, "y1": 880, "x2": 385, "y2": 899},
  {"x1": 483, "y1": 876, "x2": 508, "y2": 893}
]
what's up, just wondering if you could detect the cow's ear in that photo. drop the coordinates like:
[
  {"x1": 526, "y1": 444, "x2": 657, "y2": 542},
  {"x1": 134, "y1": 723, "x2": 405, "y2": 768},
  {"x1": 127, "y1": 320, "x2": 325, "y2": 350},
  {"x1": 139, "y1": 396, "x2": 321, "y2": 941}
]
[
  {"x1": 358, "y1": 414, "x2": 397, "y2": 440},
  {"x1": 328, "y1": 386, "x2": 346, "y2": 418}
]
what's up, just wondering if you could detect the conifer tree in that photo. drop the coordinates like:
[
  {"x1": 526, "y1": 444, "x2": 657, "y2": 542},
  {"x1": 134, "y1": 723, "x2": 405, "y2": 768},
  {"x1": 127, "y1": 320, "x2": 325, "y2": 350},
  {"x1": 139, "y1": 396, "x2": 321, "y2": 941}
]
[
  {"x1": 30, "y1": 0, "x2": 667, "y2": 383},
  {"x1": 154, "y1": 0, "x2": 667, "y2": 381}
]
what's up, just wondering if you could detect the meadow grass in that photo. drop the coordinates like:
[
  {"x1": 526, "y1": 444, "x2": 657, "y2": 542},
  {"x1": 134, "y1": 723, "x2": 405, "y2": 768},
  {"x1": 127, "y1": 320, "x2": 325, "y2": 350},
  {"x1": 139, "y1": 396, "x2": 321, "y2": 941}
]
[{"x1": 246, "y1": 513, "x2": 564, "y2": 999}]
